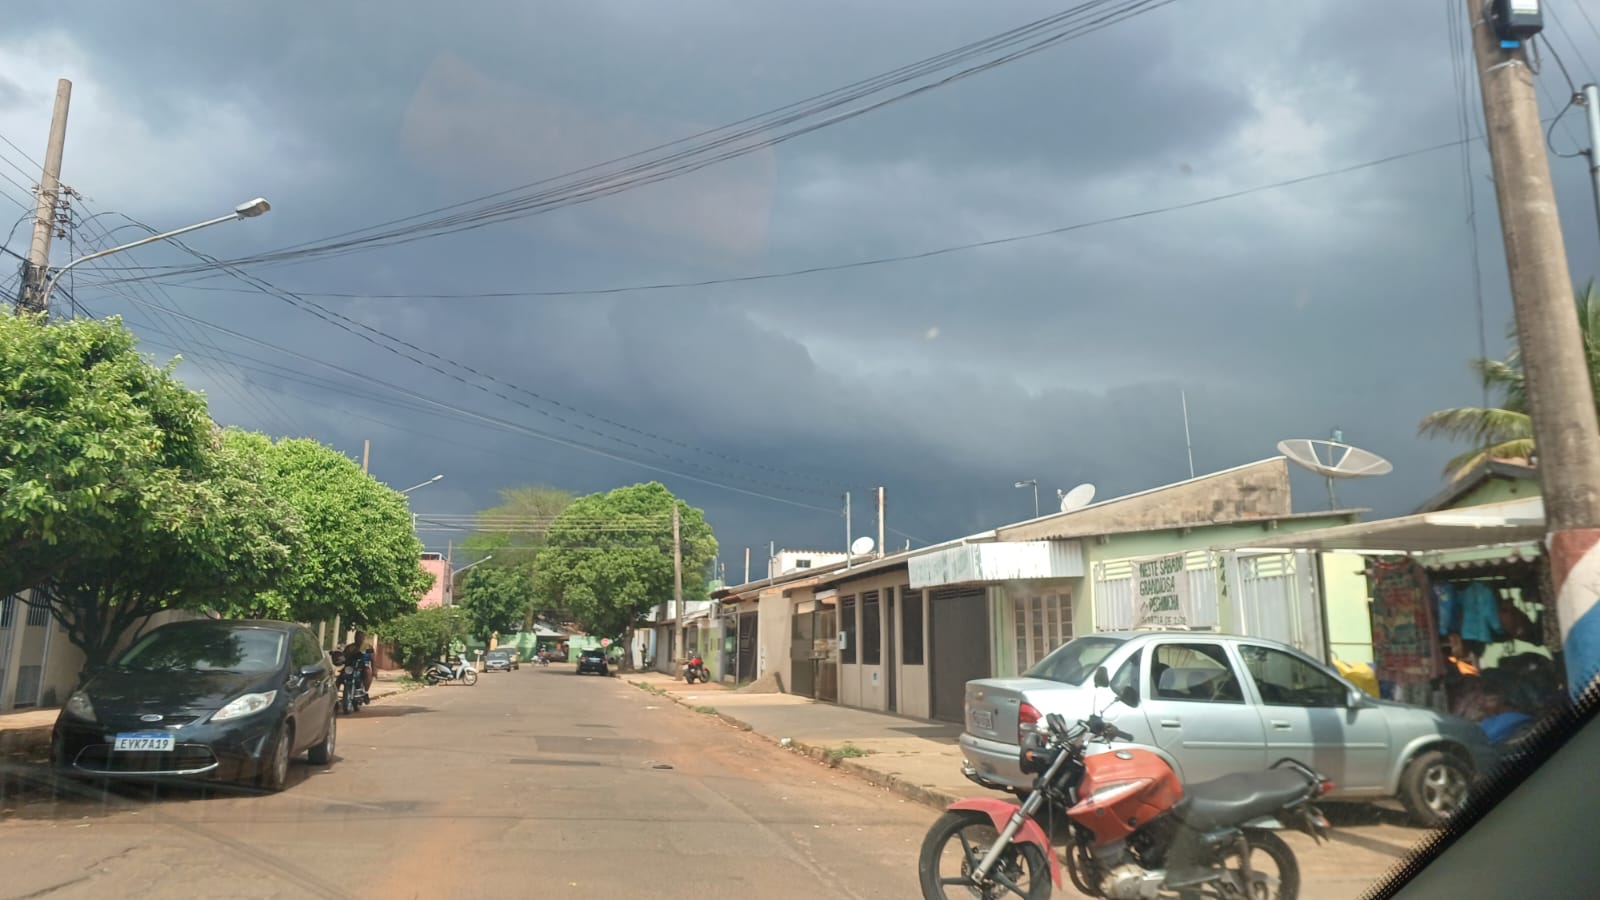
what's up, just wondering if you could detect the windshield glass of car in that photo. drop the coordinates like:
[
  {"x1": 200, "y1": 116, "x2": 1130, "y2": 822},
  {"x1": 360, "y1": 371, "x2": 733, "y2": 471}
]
[
  {"x1": 117, "y1": 626, "x2": 286, "y2": 674},
  {"x1": 1023, "y1": 636, "x2": 1125, "y2": 685},
  {"x1": 487, "y1": 650, "x2": 508, "y2": 660}
]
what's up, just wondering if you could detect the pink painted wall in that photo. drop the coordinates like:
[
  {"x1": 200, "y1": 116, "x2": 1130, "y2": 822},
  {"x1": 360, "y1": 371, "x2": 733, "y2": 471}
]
[{"x1": 419, "y1": 557, "x2": 449, "y2": 608}]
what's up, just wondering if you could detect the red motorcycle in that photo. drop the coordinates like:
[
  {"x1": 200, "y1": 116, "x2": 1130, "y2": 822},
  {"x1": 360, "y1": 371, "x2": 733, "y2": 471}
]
[
  {"x1": 683, "y1": 654, "x2": 709, "y2": 684},
  {"x1": 919, "y1": 667, "x2": 1332, "y2": 899}
]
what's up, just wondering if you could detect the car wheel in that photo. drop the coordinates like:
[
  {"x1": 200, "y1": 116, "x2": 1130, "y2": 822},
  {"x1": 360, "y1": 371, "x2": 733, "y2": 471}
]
[
  {"x1": 308, "y1": 711, "x2": 336, "y2": 766},
  {"x1": 1399, "y1": 749, "x2": 1471, "y2": 827},
  {"x1": 258, "y1": 725, "x2": 292, "y2": 793}
]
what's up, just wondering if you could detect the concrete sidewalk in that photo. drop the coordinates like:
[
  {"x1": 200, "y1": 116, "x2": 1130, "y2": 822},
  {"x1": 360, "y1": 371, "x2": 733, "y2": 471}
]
[
  {"x1": 0, "y1": 672, "x2": 419, "y2": 759},
  {"x1": 628, "y1": 671, "x2": 972, "y2": 808}
]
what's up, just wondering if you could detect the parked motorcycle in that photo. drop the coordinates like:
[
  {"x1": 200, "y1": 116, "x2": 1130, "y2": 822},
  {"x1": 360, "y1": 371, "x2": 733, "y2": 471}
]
[
  {"x1": 683, "y1": 654, "x2": 709, "y2": 684},
  {"x1": 423, "y1": 653, "x2": 479, "y2": 686},
  {"x1": 335, "y1": 654, "x2": 369, "y2": 714},
  {"x1": 919, "y1": 666, "x2": 1332, "y2": 900}
]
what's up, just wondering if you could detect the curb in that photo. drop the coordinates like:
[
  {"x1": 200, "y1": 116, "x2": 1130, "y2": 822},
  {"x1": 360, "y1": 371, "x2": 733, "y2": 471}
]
[
  {"x1": 0, "y1": 724, "x2": 51, "y2": 758},
  {"x1": 628, "y1": 679, "x2": 959, "y2": 811}
]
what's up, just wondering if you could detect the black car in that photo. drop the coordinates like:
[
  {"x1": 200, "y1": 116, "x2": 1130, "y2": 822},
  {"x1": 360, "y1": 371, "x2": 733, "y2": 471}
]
[
  {"x1": 484, "y1": 648, "x2": 520, "y2": 672},
  {"x1": 52, "y1": 619, "x2": 339, "y2": 792},
  {"x1": 576, "y1": 648, "x2": 610, "y2": 676}
]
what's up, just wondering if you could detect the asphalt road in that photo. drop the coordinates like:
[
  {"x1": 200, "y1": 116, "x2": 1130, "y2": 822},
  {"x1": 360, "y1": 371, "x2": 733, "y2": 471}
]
[{"x1": 0, "y1": 666, "x2": 941, "y2": 899}]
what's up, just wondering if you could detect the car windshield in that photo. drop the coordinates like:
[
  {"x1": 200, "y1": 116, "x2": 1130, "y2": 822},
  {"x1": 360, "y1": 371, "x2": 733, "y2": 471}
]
[
  {"x1": 487, "y1": 650, "x2": 508, "y2": 659},
  {"x1": 1023, "y1": 636, "x2": 1126, "y2": 685},
  {"x1": 116, "y1": 625, "x2": 286, "y2": 674}
]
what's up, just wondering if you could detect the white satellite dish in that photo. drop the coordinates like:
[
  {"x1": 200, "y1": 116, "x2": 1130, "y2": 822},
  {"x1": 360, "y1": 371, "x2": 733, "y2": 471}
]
[
  {"x1": 850, "y1": 535, "x2": 875, "y2": 556},
  {"x1": 1060, "y1": 483, "x2": 1097, "y2": 512},
  {"x1": 1277, "y1": 436, "x2": 1392, "y2": 509}
]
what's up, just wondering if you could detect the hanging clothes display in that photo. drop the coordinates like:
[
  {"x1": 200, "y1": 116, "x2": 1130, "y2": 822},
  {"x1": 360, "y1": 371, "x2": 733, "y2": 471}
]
[
  {"x1": 1458, "y1": 581, "x2": 1502, "y2": 644},
  {"x1": 1368, "y1": 558, "x2": 1440, "y2": 685}
]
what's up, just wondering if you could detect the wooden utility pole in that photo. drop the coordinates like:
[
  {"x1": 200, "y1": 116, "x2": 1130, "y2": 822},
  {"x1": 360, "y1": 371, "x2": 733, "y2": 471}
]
[
  {"x1": 17, "y1": 79, "x2": 70, "y2": 315},
  {"x1": 1468, "y1": 3, "x2": 1600, "y2": 702},
  {"x1": 672, "y1": 503, "x2": 683, "y2": 666}
]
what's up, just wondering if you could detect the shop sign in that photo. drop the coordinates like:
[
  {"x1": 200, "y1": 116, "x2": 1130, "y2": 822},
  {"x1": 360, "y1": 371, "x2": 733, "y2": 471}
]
[{"x1": 1134, "y1": 553, "x2": 1190, "y2": 628}]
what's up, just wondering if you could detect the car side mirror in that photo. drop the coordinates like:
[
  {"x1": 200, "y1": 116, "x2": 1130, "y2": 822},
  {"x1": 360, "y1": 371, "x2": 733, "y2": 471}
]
[
  {"x1": 1346, "y1": 687, "x2": 1367, "y2": 708},
  {"x1": 1093, "y1": 666, "x2": 1111, "y2": 688},
  {"x1": 298, "y1": 663, "x2": 325, "y2": 680},
  {"x1": 1118, "y1": 686, "x2": 1141, "y2": 709}
]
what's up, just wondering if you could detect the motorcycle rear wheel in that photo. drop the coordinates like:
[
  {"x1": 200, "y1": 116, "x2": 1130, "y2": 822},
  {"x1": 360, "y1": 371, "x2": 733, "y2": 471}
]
[
  {"x1": 1177, "y1": 829, "x2": 1299, "y2": 900},
  {"x1": 917, "y1": 809, "x2": 1051, "y2": 900}
]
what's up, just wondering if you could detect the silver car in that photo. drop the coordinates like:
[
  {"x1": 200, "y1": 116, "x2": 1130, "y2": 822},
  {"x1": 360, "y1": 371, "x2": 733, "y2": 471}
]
[{"x1": 959, "y1": 631, "x2": 1497, "y2": 827}]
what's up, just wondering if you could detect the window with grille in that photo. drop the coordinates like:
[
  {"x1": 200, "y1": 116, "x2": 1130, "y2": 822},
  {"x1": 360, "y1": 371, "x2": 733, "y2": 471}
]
[
  {"x1": 861, "y1": 591, "x2": 881, "y2": 666},
  {"x1": 26, "y1": 602, "x2": 49, "y2": 627},
  {"x1": 901, "y1": 587, "x2": 924, "y2": 665},
  {"x1": 840, "y1": 595, "x2": 857, "y2": 664},
  {"x1": 1013, "y1": 590, "x2": 1073, "y2": 671}
]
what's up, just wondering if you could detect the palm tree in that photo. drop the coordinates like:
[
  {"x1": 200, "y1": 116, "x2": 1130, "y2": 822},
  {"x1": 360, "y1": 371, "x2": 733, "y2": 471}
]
[{"x1": 1420, "y1": 280, "x2": 1600, "y2": 477}]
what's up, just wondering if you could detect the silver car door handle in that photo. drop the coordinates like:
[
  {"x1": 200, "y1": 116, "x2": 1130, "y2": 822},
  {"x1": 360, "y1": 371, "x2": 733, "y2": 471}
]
[
  {"x1": 1160, "y1": 718, "x2": 1181, "y2": 728},
  {"x1": 1271, "y1": 720, "x2": 1292, "y2": 730}
]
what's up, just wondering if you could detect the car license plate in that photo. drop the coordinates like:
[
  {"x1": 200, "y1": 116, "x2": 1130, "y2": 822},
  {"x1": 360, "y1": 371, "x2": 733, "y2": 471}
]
[
  {"x1": 113, "y1": 732, "x2": 174, "y2": 752},
  {"x1": 972, "y1": 710, "x2": 994, "y2": 730}
]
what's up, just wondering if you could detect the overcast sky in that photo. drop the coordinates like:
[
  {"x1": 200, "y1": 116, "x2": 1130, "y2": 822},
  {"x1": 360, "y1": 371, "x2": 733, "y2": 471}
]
[{"x1": 4, "y1": 1, "x2": 1600, "y2": 575}]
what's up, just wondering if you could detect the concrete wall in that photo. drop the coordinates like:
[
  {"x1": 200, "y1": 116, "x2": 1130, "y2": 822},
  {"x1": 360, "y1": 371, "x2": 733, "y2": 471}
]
[
  {"x1": 1451, "y1": 476, "x2": 1539, "y2": 509},
  {"x1": 830, "y1": 570, "x2": 912, "y2": 713},
  {"x1": 756, "y1": 588, "x2": 790, "y2": 686},
  {"x1": 418, "y1": 558, "x2": 448, "y2": 608},
  {"x1": 1321, "y1": 551, "x2": 1375, "y2": 665},
  {"x1": 899, "y1": 588, "x2": 931, "y2": 719}
]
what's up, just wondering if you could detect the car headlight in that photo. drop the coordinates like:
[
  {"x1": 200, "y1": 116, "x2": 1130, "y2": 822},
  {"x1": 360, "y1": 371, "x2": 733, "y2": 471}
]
[
  {"x1": 64, "y1": 690, "x2": 96, "y2": 722},
  {"x1": 212, "y1": 691, "x2": 278, "y2": 722}
]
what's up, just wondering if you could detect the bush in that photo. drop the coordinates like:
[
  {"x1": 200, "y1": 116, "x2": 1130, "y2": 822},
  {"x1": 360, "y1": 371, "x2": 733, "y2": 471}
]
[{"x1": 383, "y1": 606, "x2": 468, "y2": 677}]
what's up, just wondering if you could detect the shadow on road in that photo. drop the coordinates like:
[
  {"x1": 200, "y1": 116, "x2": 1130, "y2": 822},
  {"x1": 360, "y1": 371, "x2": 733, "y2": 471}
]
[
  {"x1": 345, "y1": 704, "x2": 430, "y2": 720},
  {"x1": 0, "y1": 756, "x2": 332, "y2": 821}
]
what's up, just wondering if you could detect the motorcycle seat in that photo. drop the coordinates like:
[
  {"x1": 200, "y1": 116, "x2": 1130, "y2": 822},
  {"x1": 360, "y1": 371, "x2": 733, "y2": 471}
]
[{"x1": 1176, "y1": 769, "x2": 1313, "y2": 830}]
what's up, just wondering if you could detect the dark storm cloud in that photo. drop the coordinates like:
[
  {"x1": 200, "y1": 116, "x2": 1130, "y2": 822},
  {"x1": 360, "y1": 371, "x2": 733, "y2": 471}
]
[{"x1": 7, "y1": 0, "x2": 1600, "y2": 561}]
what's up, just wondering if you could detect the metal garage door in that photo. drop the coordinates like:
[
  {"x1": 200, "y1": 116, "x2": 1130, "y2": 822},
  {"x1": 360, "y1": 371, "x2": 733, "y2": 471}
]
[{"x1": 928, "y1": 587, "x2": 990, "y2": 723}]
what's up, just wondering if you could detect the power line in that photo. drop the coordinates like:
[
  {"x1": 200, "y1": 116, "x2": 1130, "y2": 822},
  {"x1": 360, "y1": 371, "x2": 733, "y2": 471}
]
[
  {"x1": 1547, "y1": 1, "x2": 1599, "y2": 84},
  {"x1": 88, "y1": 1, "x2": 1180, "y2": 282},
  {"x1": 90, "y1": 289, "x2": 845, "y2": 516},
  {"x1": 90, "y1": 209, "x2": 847, "y2": 495},
  {"x1": 91, "y1": 130, "x2": 1506, "y2": 307},
  {"x1": 1446, "y1": 0, "x2": 1490, "y2": 405}
]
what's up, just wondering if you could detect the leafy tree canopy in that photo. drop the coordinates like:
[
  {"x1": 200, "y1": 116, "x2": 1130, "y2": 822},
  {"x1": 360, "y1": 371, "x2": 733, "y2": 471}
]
[
  {"x1": 456, "y1": 564, "x2": 535, "y2": 641},
  {"x1": 0, "y1": 314, "x2": 212, "y2": 596},
  {"x1": 532, "y1": 482, "x2": 717, "y2": 639}
]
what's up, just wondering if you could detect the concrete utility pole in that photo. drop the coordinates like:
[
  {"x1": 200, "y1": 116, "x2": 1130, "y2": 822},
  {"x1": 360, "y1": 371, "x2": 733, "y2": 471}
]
[
  {"x1": 877, "y1": 486, "x2": 886, "y2": 559},
  {"x1": 672, "y1": 503, "x2": 683, "y2": 666},
  {"x1": 744, "y1": 547, "x2": 751, "y2": 585},
  {"x1": 844, "y1": 491, "x2": 853, "y2": 569},
  {"x1": 1584, "y1": 83, "x2": 1600, "y2": 236},
  {"x1": 1468, "y1": 3, "x2": 1600, "y2": 702},
  {"x1": 17, "y1": 79, "x2": 70, "y2": 315},
  {"x1": 361, "y1": 439, "x2": 371, "y2": 474}
]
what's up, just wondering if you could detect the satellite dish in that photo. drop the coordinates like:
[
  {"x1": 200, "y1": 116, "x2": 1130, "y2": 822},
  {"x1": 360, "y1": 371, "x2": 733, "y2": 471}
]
[
  {"x1": 1277, "y1": 437, "x2": 1392, "y2": 510},
  {"x1": 1277, "y1": 439, "x2": 1393, "y2": 478},
  {"x1": 850, "y1": 536, "x2": 875, "y2": 556},
  {"x1": 1060, "y1": 483, "x2": 1097, "y2": 512}
]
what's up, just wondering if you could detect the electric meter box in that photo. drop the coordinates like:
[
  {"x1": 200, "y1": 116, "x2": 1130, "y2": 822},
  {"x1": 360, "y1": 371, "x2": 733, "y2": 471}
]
[{"x1": 1492, "y1": 0, "x2": 1543, "y2": 41}]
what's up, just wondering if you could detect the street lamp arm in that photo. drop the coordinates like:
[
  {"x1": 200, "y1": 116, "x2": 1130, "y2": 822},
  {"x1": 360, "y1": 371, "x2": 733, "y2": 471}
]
[{"x1": 452, "y1": 555, "x2": 493, "y2": 577}]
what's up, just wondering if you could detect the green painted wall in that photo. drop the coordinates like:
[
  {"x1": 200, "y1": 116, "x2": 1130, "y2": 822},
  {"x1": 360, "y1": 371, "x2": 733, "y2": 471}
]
[
  {"x1": 1448, "y1": 476, "x2": 1539, "y2": 509},
  {"x1": 1321, "y1": 551, "x2": 1374, "y2": 666}
]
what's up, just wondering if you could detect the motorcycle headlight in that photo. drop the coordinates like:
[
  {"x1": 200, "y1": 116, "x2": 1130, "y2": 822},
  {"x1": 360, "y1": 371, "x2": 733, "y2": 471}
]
[
  {"x1": 64, "y1": 690, "x2": 96, "y2": 722},
  {"x1": 212, "y1": 691, "x2": 278, "y2": 722}
]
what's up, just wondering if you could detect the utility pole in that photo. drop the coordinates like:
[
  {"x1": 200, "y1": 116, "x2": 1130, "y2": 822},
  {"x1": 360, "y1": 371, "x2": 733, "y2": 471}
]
[
  {"x1": 743, "y1": 547, "x2": 750, "y2": 584},
  {"x1": 876, "y1": 486, "x2": 886, "y2": 559},
  {"x1": 1468, "y1": 3, "x2": 1600, "y2": 703},
  {"x1": 17, "y1": 79, "x2": 70, "y2": 315},
  {"x1": 1584, "y1": 83, "x2": 1600, "y2": 235},
  {"x1": 844, "y1": 491, "x2": 853, "y2": 569},
  {"x1": 672, "y1": 503, "x2": 683, "y2": 667},
  {"x1": 361, "y1": 439, "x2": 371, "y2": 474}
]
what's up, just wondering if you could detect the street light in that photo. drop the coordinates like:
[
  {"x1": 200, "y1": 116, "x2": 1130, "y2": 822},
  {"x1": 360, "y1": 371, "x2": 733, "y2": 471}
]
[
  {"x1": 452, "y1": 554, "x2": 493, "y2": 578},
  {"x1": 39, "y1": 198, "x2": 271, "y2": 311},
  {"x1": 399, "y1": 474, "x2": 444, "y2": 495},
  {"x1": 1015, "y1": 479, "x2": 1039, "y2": 518}
]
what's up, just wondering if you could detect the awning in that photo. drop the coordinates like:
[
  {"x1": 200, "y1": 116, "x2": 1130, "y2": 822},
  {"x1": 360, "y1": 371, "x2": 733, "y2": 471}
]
[
  {"x1": 1223, "y1": 497, "x2": 1545, "y2": 554},
  {"x1": 909, "y1": 540, "x2": 1085, "y2": 589}
]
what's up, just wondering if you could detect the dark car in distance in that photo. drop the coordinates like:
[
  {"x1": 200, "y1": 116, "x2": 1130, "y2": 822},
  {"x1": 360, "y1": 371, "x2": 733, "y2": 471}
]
[
  {"x1": 576, "y1": 647, "x2": 610, "y2": 676},
  {"x1": 484, "y1": 648, "x2": 520, "y2": 672},
  {"x1": 52, "y1": 619, "x2": 339, "y2": 793}
]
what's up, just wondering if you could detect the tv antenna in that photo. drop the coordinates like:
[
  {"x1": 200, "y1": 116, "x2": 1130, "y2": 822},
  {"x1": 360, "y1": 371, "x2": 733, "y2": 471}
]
[
  {"x1": 1058, "y1": 483, "x2": 1097, "y2": 512},
  {"x1": 1277, "y1": 429, "x2": 1392, "y2": 510}
]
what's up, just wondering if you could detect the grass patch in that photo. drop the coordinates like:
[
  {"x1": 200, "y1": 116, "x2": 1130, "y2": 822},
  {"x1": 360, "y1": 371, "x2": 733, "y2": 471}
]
[
  {"x1": 825, "y1": 743, "x2": 871, "y2": 763},
  {"x1": 693, "y1": 705, "x2": 718, "y2": 715},
  {"x1": 633, "y1": 682, "x2": 666, "y2": 695}
]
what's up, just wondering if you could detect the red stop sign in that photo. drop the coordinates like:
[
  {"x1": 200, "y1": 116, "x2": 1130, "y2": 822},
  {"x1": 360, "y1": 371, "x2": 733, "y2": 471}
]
[{"x1": 600, "y1": 638, "x2": 612, "y2": 648}]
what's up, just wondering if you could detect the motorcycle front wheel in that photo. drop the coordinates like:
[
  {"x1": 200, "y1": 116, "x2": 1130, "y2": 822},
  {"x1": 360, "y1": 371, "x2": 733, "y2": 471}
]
[
  {"x1": 917, "y1": 809, "x2": 1051, "y2": 900},
  {"x1": 1177, "y1": 829, "x2": 1299, "y2": 900},
  {"x1": 462, "y1": 668, "x2": 478, "y2": 685}
]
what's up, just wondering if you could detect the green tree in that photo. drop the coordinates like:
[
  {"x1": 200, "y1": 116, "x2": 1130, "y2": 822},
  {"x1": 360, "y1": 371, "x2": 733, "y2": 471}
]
[
  {"x1": 0, "y1": 314, "x2": 212, "y2": 597},
  {"x1": 1420, "y1": 279, "x2": 1600, "y2": 476},
  {"x1": 383, "y1": 605, "x2": 469, "y2": 677},
  {"x1": 34, "y1": 427, "x2": 301, "y2": 675},
  {"x1": 459, "y1": 485, "x2": 574, "y2": 626},
  {"x1": 217, "y1": 431, "x2": 432, "y2": 626},
  {"x1": 533, "y1": 482, "x2": 717, "y2": 647},
  {"x1": 456, "y1": 564, "x2": 535, "y2": 641}
]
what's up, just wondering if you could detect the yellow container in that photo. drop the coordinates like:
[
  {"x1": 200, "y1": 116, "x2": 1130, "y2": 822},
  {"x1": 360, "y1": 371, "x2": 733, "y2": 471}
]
[{"x1": 1334, "y1": 658, "x2": 1381, "y2": 698}]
